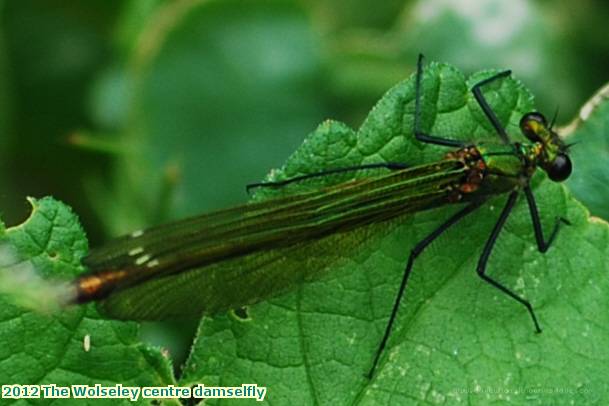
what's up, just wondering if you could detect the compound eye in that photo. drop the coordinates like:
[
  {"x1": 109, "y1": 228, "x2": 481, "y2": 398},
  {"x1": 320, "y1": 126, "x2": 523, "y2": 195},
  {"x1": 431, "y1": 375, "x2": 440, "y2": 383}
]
[
  {"x1": 520, "y1": 112, "x2": 547, "y2": 142},
  {"x1": 548, "y1": 153, "x2": 572, "y2": 182}
]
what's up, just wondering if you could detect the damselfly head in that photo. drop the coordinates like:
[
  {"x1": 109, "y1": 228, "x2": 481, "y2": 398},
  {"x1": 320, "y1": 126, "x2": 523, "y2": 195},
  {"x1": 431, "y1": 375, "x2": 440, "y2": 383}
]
[{"x1": 520, "y1": 111, "x2": 572, "y2": 182}]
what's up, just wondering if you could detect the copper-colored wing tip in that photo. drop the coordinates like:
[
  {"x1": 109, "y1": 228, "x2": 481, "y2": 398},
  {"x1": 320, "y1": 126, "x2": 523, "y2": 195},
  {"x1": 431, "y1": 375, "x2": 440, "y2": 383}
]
[{"x1": 73, "y1": 270, "x2": 128, "y2": 304}]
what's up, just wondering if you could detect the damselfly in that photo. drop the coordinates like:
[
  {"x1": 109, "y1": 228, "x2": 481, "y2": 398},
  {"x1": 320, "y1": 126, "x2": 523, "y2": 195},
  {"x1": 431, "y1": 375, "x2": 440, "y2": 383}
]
[{"x1": 71, "y1": 55, "x2": 572, "y2": 378}]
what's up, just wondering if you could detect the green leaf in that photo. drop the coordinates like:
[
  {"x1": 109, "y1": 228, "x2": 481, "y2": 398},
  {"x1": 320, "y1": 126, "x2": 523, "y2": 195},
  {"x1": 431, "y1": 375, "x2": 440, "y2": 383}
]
[
  {"x1": 0, "y1": 197, "x2": 174, "y2": 405},
  {"x1": 4, "y1": 61, "x2": 607, "y2": 404},
  {"x1": 180, "y1": 63, "x2": 609, "y2": 404},
  {"x1": 563, "y1": 82, "x2": 609, "y2": 221}
]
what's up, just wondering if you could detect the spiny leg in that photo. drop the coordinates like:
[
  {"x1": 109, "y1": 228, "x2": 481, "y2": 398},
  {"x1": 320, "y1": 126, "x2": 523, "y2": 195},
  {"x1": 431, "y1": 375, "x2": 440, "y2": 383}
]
[
  {"x1": 414, "y1": 54, "x2": 467, "y2": 148},
  {"x1": 471, "y1": 70, "x2": 512, "y2": 144},
  {"x1": 368, "y1": 200, "x2": 484, "y2": 379},
  {"x1": 476, "y1": 190, "x2": 541, "y2": 333},
  {"x1": 246, "y1": 162, "x2": 409, "y2": 193},
  {"x1": 523, "y1": 185, "x2": 570, "y2": 253}
]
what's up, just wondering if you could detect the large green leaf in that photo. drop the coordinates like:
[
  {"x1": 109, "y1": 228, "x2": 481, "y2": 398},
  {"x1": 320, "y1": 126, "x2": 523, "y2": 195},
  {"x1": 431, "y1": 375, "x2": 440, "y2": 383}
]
[
  {"x1": 0, "y1": 197, "x2": 174, "y2": 405},
  {"x1": 2, "y1": 62, "x2": 607, "y2": 405},
  {"x1": 180, "y1": 62, "x2": 608, "y2": 404}
]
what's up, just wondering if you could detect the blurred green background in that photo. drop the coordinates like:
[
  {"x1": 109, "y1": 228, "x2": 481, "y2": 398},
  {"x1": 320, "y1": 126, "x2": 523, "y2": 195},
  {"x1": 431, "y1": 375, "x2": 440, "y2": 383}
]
[{"x1": 1, "y1": 0, "x2": 608, "y2": 372}]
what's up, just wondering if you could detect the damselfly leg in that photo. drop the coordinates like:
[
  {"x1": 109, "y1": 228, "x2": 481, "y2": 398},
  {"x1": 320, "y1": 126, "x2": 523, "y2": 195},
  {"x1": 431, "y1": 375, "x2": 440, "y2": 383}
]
[
  {"x1": 413, "y1": 54, "x2": 468, "y2": 148},
  {"x1": 471, "y1": 70, "x2": 512, "y2": 143},
  {"x1": 246, "y1": 162, "x2": 408, "y2": 193},
  {"x1": 475, "y1": 191, "x2": 541, "y2": 334},
  {"x1": 367, "y1": 199, "x2": 484, "y2": 379},
  {"x1": 414, "y1": 54, "x2": 511, "y2": 147},
  {"x1": 523, "y1": 186, "x2": 571, "y2": 253}
]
